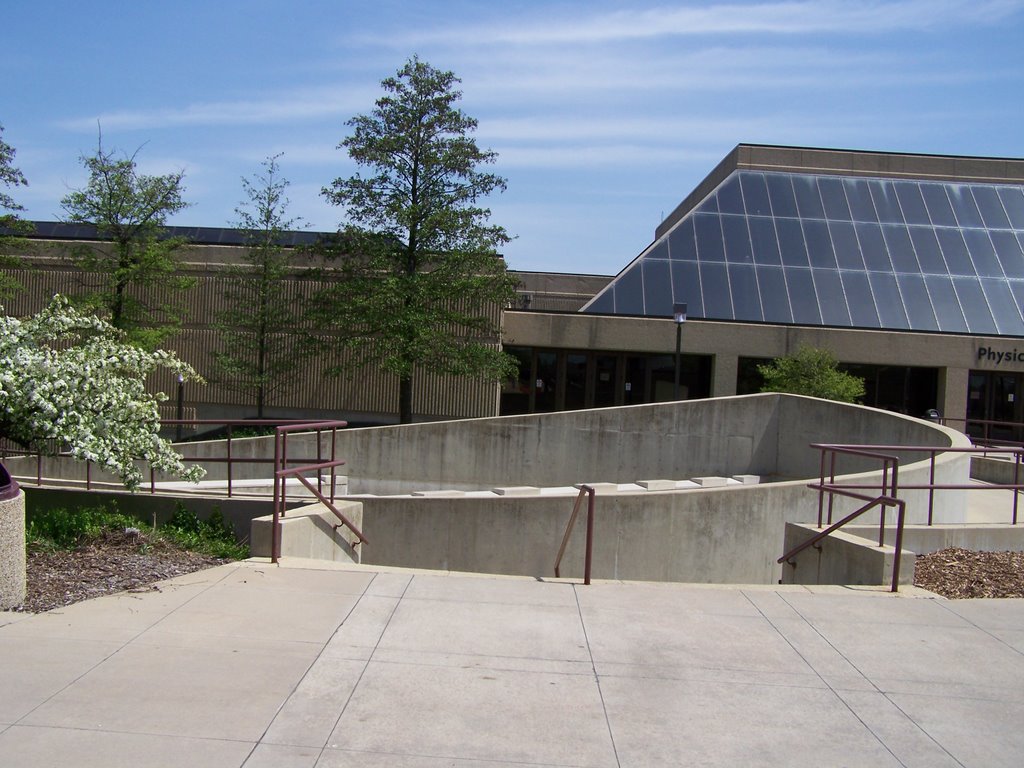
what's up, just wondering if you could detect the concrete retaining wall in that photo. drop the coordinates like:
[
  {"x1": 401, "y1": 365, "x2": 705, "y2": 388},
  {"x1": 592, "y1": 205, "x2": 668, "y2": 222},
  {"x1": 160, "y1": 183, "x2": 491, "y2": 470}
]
[{"x1": 780, "y1": 523, "x2": 914, "y2": 587}]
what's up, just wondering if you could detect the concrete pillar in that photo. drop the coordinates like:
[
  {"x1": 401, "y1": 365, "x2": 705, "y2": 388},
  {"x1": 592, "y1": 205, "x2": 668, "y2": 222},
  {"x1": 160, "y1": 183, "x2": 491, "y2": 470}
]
[
  {"x1": 939, "y1": 366, "x2": 970, "y2": 426},
  {"x1": 711, "y1": 354, "x2": 739, "y2": 398},
  {"x1": 0, "y1": 489, "x2": 26, "y2": 610}
]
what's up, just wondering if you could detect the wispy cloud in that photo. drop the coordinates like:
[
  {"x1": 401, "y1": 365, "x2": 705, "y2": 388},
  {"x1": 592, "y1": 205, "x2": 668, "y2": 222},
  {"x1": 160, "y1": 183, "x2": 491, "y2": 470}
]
[
  {"x1": 365, "y1": 0, "x2": 1023, "y2": 47},
  {"x1": 55, "y1": 85, "x2": 378, "y2": 133}
]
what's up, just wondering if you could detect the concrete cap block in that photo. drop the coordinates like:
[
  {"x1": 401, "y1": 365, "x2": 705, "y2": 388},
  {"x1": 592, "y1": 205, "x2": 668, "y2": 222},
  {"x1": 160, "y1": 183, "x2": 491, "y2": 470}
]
[
  {"x1": 732, "y1": 474, "x2": 761, "y2": 485},
  {"x1": 692, "y1": 476, "x2": 728, "y2": 487},
  {"x1": 637, "y1": 479, "x2": 678, "y2": 491},
  {"x1": 411, "y1": 490, "x2": 466, "y2": 497},
  {"x1": 574, "y1": 482, "x2": 620, "y2": 493},
  {"x1": 491, "y1": 486, "x2": 541, "y2": 497}
]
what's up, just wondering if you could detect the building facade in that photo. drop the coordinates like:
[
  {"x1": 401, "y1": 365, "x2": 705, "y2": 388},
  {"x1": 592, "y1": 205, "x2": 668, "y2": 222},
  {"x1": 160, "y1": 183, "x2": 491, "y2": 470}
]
[{"x1": 7, "y1": 144, "x2": 1024, "y2": 435}]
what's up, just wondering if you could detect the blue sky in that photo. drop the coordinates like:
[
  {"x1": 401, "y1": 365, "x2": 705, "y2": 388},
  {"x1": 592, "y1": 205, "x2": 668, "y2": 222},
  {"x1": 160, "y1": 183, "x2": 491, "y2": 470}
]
[{"x1": 4, "y1": 0, "x2": 1024, "y2": 275}]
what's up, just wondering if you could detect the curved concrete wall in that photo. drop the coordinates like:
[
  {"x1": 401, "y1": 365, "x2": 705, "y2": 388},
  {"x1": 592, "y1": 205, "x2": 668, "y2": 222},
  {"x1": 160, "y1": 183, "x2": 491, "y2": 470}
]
[{"x1": 0, "y1": 490, "x2": 26, "y2": 609}]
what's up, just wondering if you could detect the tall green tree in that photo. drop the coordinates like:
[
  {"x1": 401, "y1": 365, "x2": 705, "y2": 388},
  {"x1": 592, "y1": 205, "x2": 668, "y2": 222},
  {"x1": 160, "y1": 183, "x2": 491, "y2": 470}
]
[
  {"x1": 213, "y1": 154, "x2": 309, "y2": 418},
  {"x1": 315, "y1": 56, "x2": 519, "y2": 424},
  {"x1": 60, "y1": 138, "x2": 192, "y2": 347},
  {"x1": 0, "y1": 124, "x2": 33, "y2": 300},
  {"x1": 758, "y1": 346, "x2": 865, "y2": 403}
]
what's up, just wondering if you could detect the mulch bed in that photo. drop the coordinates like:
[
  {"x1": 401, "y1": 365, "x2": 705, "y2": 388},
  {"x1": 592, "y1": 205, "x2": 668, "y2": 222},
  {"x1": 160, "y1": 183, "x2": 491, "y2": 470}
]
[
  {"x1": 10, "y1": 529, "x2": 229, "y2": 613},
  {"x1": 914, "y1": 547, "x2": 1024, "y2": 599}
]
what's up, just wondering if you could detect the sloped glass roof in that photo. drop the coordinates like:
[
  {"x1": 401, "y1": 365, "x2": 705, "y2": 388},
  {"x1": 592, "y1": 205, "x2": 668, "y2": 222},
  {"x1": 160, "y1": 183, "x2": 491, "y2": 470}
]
[{"x1": 582, "y1": 170, "x2": 1024, "y2": 336}]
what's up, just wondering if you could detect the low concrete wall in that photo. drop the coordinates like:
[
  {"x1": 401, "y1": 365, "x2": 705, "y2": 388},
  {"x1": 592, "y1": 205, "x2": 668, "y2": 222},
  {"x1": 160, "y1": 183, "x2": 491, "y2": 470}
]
[
  {"x1": 971, "y1": 455, "x2": 1023, "y2": 486},
  {"x1": 845, "y1": 523, "x2": 1024, "y2": 556},
  {"x1": 179, "y1": 393, "x2": 966, "y2": 495},
  {"x1": 780, "y1": 523, "x2": 914, "y2": 587},
  {"x1": 250, "y1": 502, "x2": 363, "y2": 563},
  {"x1": 0, "y1": 489, "x2": 26, "y2": 609}
]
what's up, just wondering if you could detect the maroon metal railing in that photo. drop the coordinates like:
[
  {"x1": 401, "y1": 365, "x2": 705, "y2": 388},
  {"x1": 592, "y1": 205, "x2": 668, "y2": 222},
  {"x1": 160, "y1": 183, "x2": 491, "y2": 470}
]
[
  {"x1": 269, "y1": 421, "x2": 366, "y2": 564},
  {"x1": 779, "y1": 442, "x2": 1024, "y2": 592},
  {"x1": 554, "y1": 485, "x2": 596, "y2": 585}
]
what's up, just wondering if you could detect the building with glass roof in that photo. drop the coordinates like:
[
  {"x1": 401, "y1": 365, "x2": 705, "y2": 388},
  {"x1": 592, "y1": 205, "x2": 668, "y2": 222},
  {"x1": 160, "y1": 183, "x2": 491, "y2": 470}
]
[{"x1": 501, "y1": 145, "x2": 1024, "y2": 439}]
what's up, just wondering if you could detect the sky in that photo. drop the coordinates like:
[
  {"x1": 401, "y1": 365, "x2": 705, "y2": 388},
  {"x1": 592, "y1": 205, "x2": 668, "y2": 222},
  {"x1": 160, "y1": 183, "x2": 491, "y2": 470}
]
[{"x1": 4, "y1": 0, "x2": 1024, "y2": 276}]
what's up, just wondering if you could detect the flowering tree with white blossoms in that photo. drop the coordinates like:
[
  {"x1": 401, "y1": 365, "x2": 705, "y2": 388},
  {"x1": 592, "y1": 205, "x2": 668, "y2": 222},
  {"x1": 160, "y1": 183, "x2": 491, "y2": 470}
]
[{"x1": 0, "y1": 296, "x2": 205, "y2": 490}]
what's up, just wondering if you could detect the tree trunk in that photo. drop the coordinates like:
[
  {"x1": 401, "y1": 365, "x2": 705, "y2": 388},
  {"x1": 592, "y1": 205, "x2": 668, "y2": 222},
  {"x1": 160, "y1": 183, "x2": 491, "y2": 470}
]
[{"x1": 399, "y1": 374, "x2": 414, "y2": 424}]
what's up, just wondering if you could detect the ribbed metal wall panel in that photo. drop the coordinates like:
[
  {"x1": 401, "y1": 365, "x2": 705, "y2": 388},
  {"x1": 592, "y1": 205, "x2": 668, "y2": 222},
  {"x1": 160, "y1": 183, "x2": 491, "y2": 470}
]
[{"x1": 1, "y1": 240, "x2": 503, "y2": 421}]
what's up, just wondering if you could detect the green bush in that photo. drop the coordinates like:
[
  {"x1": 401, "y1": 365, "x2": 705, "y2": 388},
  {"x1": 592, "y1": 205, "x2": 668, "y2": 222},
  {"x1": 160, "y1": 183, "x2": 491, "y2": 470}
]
[
  {"x1": 26, "y1": 502, "x2": 138, "y2": 549},
  {"x1": 26, "y1": 500, "x2": 248, "y2": 560}
]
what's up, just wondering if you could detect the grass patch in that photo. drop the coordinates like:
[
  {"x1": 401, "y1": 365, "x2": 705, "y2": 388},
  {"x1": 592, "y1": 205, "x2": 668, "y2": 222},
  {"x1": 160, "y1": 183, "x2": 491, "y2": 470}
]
[{"x1": 26, "y1": 501, "x2": 249, "y2": 560}]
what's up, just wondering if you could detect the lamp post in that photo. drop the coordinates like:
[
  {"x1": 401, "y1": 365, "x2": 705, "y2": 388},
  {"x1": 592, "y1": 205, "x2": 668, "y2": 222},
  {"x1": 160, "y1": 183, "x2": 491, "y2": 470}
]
[
  {"x1": 673, "y1": 303, "x2": 687, "y2": 401},
  {"x1": 175, "y1": 373, "x2": 184, "y2": 442}
]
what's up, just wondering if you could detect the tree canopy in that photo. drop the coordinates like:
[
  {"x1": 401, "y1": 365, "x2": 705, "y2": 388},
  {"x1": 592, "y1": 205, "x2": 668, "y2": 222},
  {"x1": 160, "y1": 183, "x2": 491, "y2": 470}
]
[
  {"x1": 213, "y1": 154, "x2": 310, "y2": 417},
  {"x1": 60, "y1": 138, "x2": 193, "y2": 348},
  {"x1": 315, "y1": 56, "x2": 519, "y2": 423},
  {"x1": 0, "y1": 124, "x2": 33, "y2": 300},
  {"x1": 758, "y1": 346, "x2": 865, "y2": 403},
  {"x1": 0, "y1": 296, "x2": 205, "y2": 490}
]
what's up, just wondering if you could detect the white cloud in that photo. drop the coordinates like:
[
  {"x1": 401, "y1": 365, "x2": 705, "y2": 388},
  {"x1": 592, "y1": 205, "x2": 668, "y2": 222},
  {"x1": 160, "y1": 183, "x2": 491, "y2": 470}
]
[
  {"x1": 366, "y1": 0, "x2": 1023, "y2": 47},
  {"x1": 55, "y1": 85, "x2": 379, "y2": 133}
]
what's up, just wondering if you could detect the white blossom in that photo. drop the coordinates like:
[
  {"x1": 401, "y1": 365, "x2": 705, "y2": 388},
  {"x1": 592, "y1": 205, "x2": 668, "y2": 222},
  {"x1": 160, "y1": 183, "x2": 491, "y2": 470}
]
[{"x1": 0, "y1": 296, "x2": 205, "y2": 490}]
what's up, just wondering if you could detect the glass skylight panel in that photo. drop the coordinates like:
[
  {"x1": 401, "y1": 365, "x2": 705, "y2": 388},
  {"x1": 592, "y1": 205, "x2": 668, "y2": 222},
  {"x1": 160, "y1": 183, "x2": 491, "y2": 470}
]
[
  {"x1": 936, "y1": 228, "x2": 976, "y2": 276},
  {"x1": 881, "y1": 224, "x2": 920, "y2": 274},
  {"x1": 869, "y1": 180, "x2": 905, "y2": 224},
  {"x1": 855, "y1": 222, "x2": 893, "y2": 272},
  {"x1": 998, "y1": 187, "x2": 1024, "y2": 228},
  {"x1": 897, "y1": 274, "x2": 939, "y2": 331},
  {"x1": 694, "y1": 214, "x2": 725, "y2": 262},
  {"x1": 756, "y1": 266, "x2": 793, "y2": 323},
  {"x1": 672, "y1": 261, "x2": 703, "y2": 317},
  {"x1": 908, "y1": 226, "x2": 947, "y2": 274},
  {"x1": 812, "y1": 269, "x2": 851, "y2": 326},
  {"x1": 991, "y1": 231, "x2": 1024, "y2": 277},
  {"x1": 586, "y1": 289, "x2": 614, "y2": 314},
  {"x1": 920, "y1": 184, "x2": 958, "y2": 227},
  {"x1": 924, "y1": 275, "x2": 968, "y2": 333},
  {"x1": 844, "y1": 178, "x2": 878, "y2": 222},
  {"x1": 803, "y1": 220, "x2": 838, "y2": 269},
  {"x1": 722, "y1": 215, "x2": 753, "y2": 263},
  {"x1": 792, "y1": 175, "x2": 826, "y2": 220},
  {"x1": 748, "y1": 216, "x2": 782, "y2": 264},
  {"x1": 668, "y1": 217, "x2": 697, "y2": 261},
  {"x1": 953, "y1": 276, "x2": 997, "y2": 334},
  {"x1": 894, "y1": 182, "x2": 931, "y2": 225},
  {"x1": 947, "y1": 185, "x2": 985, "y2": 228},
  {"x1": 776, "y1": 218, "x2": 810, "y2": 267},
  {"x1": 869, "y1": 272, "x2": 910, "y2": 329},
  {"x1": 740, "y1": 173, "x2": 771, "y2": 216},
  {"x1": 766, "y1": 174, "x2": 799, "y2": 218},
  {"x1": 785, "y1": 269, "x2": 822, "y2": 325},
  {"x1": 716, "y1": 175, "x2": 745, "y2": 215},
  {"x1": 972, "y1": 186, "x2": 1012, "y2": 230},
  {"x1": 645, "y1": 240, "x2": 669, "y2": 261},
  {"x1": 699, "y1": 261, "x2": 733, "y2": 318},
  {"x1": 842, "y1": 271, "x2": 880, "y2": 327},
  {"x1": 962, "y1": 229, "x2": 1004, "y2": 277},
  {"x1": 613, "y1": 263, "x2": 644, "y2": 314},
  {"x1": 829, "y1": 221, "x2": 864, "y2": 270},
  {"x1": 818, "y1": 176, "x2": 852, "y2": 220},
  {"x1": 729, "y1": 264, "x2": 763, "y2": 321},
  {"x1": 981, "y1": 278, "x2": 1024, "y2": 335},
  {"x1": 642, "y1": 259, "x2": 672, "y2": 314}
]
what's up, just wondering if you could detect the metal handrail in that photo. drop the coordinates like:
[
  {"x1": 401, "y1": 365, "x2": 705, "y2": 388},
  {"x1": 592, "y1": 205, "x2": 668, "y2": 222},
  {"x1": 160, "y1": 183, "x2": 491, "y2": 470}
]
[
  {"x1": 554, "y1": 485, "x2": 596, "y2": 584},
  {"x1": 270, "y1": 421, "x2": 364, "y2": 564},
  {"x1": 780, "y1": 442, "x2": 1024, "y2": 592}
]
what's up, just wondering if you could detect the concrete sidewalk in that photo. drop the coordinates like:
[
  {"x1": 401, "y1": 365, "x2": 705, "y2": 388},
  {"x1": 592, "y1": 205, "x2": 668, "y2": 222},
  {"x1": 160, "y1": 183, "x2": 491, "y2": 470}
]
[{"x1": 2, "y1": 560, "x2": 1023, "y2": 767}]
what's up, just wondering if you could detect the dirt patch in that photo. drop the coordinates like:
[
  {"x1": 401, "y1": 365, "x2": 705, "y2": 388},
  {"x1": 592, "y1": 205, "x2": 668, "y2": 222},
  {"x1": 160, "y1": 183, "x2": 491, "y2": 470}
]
[
  {"x1": 11, "y1": 529, "x2": 229, "y2": 613},
  {"x1": 914, "y1": 547, "x2": 1024, "y2": 599}
]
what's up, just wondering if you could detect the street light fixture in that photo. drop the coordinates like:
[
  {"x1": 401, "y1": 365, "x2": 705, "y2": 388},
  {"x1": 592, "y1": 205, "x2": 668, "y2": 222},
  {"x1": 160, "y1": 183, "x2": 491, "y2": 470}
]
[
  {"x1": 175, "y1": 373, "x2": 185, "y2": 442},
  {"x1": 673, "y1": 303, "x2": 687, "y2": 401}
]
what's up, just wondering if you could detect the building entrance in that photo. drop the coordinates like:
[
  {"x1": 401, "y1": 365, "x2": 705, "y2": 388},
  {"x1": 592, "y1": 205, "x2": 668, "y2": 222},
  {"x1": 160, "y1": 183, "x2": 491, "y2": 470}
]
[{"x1": 967, "y1": 370, "x2": 1024, "y2": 441}]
